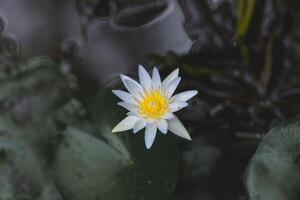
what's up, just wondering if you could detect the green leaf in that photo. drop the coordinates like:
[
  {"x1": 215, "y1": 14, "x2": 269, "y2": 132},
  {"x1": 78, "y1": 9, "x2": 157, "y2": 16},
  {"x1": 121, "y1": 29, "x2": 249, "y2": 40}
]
[
  {"x1": 52, "y1": 127, "x2": 130, "y2": 200},
  {"x1": 0, "y1": 115, "x2": 62, "y2": 200},
  {"x1": 245, "y1": 118, "x2": 300, "y2": 200},
  {"x1": 235, "y1": 0, "x2": 256, "y2": 41},
  {"x1": 50, "y1": 90, "x2": 179, "y2": 200},
  {"x1": 166, "y1": 51, "x2": 180, "y2": 66},
  {"x1": 0, "y1": 57, "x2": 71, "y2": 122},
  {"x1": 0, "y1": 56, "x2": 179, "y2": 200}
]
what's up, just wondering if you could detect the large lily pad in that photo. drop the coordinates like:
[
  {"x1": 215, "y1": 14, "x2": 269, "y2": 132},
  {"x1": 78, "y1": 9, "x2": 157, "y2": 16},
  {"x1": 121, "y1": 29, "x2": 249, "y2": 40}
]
[
  {"x1": 0, "y1": 57, "x2": 73, "y2": 200},
  {"x1": 51, "y1": 91, "x2": 179, "y2": 200},
  {"x1": 245, "y1": 118, "x2": 300, "y2": 200},
  {"x1": 0, "y1": 57, "x2": 71, "y2": 123},
  {"x1": 0, "y1": 57, "x2": 179, "y2": 200}
]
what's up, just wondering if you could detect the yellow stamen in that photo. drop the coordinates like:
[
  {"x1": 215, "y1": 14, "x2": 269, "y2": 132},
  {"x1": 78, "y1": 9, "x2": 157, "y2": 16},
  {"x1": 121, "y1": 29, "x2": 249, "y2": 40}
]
[{"x1": 138, "y1": 89, "x2": 169, "y2": 119}]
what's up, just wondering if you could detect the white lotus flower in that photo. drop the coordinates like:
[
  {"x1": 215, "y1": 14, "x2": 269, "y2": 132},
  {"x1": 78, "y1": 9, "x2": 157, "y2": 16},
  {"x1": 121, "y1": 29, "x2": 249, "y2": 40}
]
[{"x1": 112, "y1": 65, "x2": 198, "y2": 149}]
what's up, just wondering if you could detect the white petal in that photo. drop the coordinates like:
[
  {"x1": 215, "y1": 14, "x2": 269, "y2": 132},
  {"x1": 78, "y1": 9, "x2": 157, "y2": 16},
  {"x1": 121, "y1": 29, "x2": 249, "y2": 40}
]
[
  {"x1": 169, "y1": 102, "x2": 188, "y2": 112},
  {"x1": 120, "y1": 74, "x2": 142, "y2": 90},
  {"x1": 122, "y1": 78, "x2": 143, "y2": 98},
  {"x1": 133, "y1": 119, "x2": 146, "y2": 133},
  {"x1": 171, "y1": 90, "x2": 198, "y2": 102},
  {"x1": 112, "y1": 115, "x2": 140, "y2": 133},
  {"x1": 120, "y1": 74, "x2": 131, "y2": 83},
  {"x1": 162, "y1": 112, "x2": 174, "y2": 120},
  {"x1": 152, "y1": 67, "x2": 161, "y2": 89},
  {"x1": 145, "y1": 118, "x2": 156, "y2": 125},
  {"x1": 117, "y1": 102, "x2": 136, "y2": 112},
  {"x1": 167, "y1": 115, "x2": 191, "y2": 140},
  {"x1": 164, "y1": 77, "x2": 181, "y2": 98},
  {"x1": 162, "y1": 68, "x2": 179, "y2": 89},
  {"x1": 112, "y1": 90, "x2": 137, "y2": 105},
  {"x1": 138, "y1": 65, "x2": 152, "y2": 91},
  {"x1": 127, "y1": 111, "x2": 139, "y2": 116},
  {"x1": 144, "y1": 123, "x2": 157, "y2": 149},
  {"x1": 157, "y1": 119, "x2": 168, "y2": 134}
]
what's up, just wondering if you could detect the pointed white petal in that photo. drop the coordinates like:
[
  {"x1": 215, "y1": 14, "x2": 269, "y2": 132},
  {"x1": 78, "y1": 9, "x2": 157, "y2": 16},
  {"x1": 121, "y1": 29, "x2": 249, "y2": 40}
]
[
  {"x1": 162, "y1": 68, "x2": 179, "y2": 89},
  {"x1": 112, "y1": 90, "x2": 137, "y2": 105},
  {"x1": 157, "y1": 119, "x2": 168, "y2": 134},
  {"x1": 117, "y1": 102, "x2": 136, "y2": 112},
  {"x1": 162, "y1": 112, "x2": 174, "y2": 120},
  {"x1": 123, "y1": 78, "x2": 143, "y2": 98},
  {"x1": 120, "y1": 74, "x2": 134, "y2": 83},
  {"x1": 144, "y1": 123, "x2": 157, "y2": 149},
  {"x1": 120, "y1": 75, "x2": 142, "y2": 91},
  {"x1": 138, "y1": 65, "x2": 152, "y2": 91},
  {"x1": 171, "y1": 90, "x2": 198, "y2": 102},
  {"x1": 120, "y1": 74, "x2": 131, "y2": 89},
  {"x1": 167, "y1": 115, "x2": 191, "y2": 140},
  {"x1": 152, "y1": 67, "x2": 161, "y2": 89},
  {"x1": 164, "y1": 77, "x2": 181, "y2": 98},
  {"x1": 127, "y1": 111, "x2": 139, "y2": 116},
  {"x1": 112, "y1": 115, "x2": 140, "y2": 133},
  {"x1": 169, "y1": 101, "x2": 188, "y2": 112},
  {"x1": 133, "y1": 118, "x2": 146, "y2": 133}
]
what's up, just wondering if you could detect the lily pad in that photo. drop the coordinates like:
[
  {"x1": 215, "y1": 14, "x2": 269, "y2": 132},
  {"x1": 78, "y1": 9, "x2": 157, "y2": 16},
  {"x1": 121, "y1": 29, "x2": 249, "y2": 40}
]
[
  {"x1": 245, "y1": 118, "x2": 300, "y2": 200},
  {"x1": 51, "y1": 90, "x2": 179, "y2": 200},
  {"x1": 0, "y1": 56, "x2": 179, "y2": 200},
  {"x1": 0, "y1": 57, "x2": 71, "y2": 123}
]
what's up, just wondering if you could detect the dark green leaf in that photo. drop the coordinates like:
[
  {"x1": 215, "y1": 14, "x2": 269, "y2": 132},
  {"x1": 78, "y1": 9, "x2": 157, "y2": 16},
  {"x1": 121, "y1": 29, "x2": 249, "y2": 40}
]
[{"x1": 245, "y1": 118, "x2": 300, "y2": 200}]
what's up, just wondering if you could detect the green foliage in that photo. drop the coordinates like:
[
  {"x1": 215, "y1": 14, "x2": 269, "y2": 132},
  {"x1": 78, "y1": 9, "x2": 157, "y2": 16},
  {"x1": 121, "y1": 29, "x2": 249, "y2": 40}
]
[
  {"x1": 245, "y1": 118, "x2": 300, "y2": 200},
  {"x1": 83, "y1": 90, "x2": 179, "y2": 200},
  {"x1": 149, "y1": 51, "x2": 218, "y2": 77},
  {"x1": 235, "y1": 0, "x2": 256, "y2": 41},
  {"x1": 0, "y1": 57, "x2": 179, "y2": 200}
]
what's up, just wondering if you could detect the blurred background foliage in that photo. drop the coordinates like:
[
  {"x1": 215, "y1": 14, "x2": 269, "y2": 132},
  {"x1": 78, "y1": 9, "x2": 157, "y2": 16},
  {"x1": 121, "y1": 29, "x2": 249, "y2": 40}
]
[{"x1": 0, "y1": 0, "x2": 299, "y2": 199}]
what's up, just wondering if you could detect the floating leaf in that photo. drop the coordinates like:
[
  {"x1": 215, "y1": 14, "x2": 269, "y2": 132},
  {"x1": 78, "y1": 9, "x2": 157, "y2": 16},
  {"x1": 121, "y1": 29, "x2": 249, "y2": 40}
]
[
  {"x1": 0, "y1": 55, "x2": 179, "y2": 200},
  {"x1": 52, "y1": 127, "x2": 130, "y2": 200},
  {"x1": 0, "y1": 57, "x2": 71, "y2": 123},
  {"x1": 0, "y1": 115, "x2": 63, "y2": 200},
  {"x1": 245, "y1": 118, "x2": 300, "y2": 200},
  {"x1": 57, "y1": 90, "x2": 180, "y2": 200}
]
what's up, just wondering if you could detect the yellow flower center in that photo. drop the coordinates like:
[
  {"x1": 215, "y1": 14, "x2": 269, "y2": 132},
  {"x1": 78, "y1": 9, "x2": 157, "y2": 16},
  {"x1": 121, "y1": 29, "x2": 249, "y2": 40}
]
[{"x1": 138, "y1": 89, "x2": 169, "y2": 119}]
